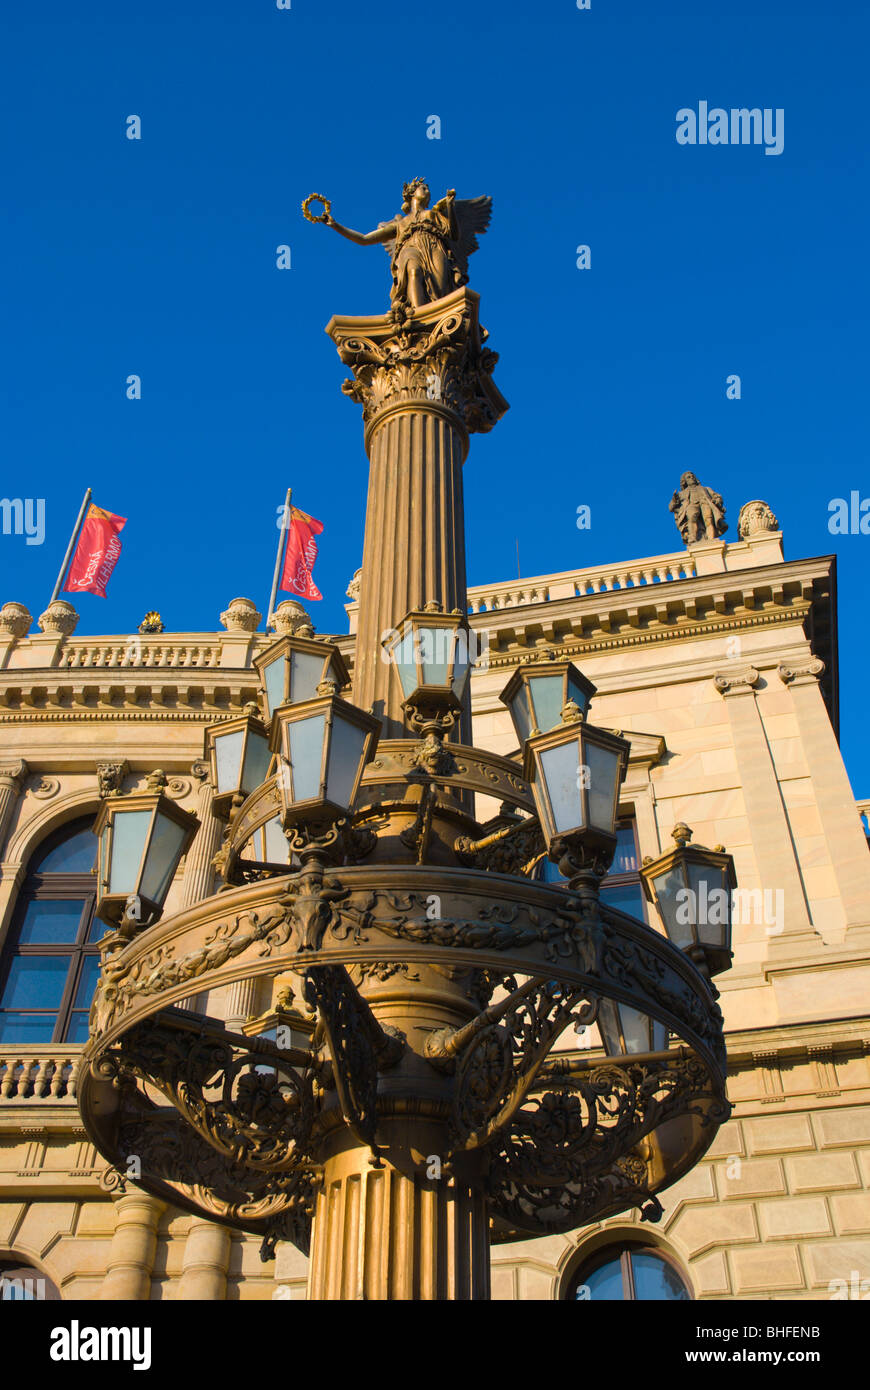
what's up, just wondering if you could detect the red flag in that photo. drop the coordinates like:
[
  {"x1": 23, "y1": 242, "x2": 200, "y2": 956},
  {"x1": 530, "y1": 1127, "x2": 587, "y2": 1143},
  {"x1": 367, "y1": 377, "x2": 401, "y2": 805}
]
[
  {"x1": 63, "y1": 504, "x2": 126, "y2": 599},
  {"x1": 280, "y1": 506, "x2": 323, "y2": 601}
]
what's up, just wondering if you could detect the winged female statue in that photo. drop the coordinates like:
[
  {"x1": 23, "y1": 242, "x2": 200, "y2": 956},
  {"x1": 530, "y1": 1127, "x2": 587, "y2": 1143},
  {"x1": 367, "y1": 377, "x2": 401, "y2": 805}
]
[{"x1": 305, "y1": 179, "x2": 492, "y2": 309}]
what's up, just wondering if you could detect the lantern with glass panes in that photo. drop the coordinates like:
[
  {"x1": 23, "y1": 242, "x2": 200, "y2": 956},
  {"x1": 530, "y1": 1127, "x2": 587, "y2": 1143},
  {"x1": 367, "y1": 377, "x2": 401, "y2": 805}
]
[
  {"x1": 204, "y1": 704, "x2": 272, "y2": 820},
  {"x1": 597, "y1": 997, "x2": 669, "y2": 1058},
  {"x1": 523, "y1": 702, "x2": 630, "y2": 892},
  {"x1": 93, "y1": 791, "x2": 198, "y2": 931},
  {"x1": 253, "y1": 634, "x2": 350, "y2": 723},
  {"x1": 382, "y1": 603, "x2": 473, "y2": 736},
  {"x1": 269, "y1": 688, "x2": 380, "y2": 839},
  {"x1": 640, "y1": 823, "x2": 736, "y2": 978},
  {"x1": 500, "y1": 659, "x2": 597, "y2": 746}
]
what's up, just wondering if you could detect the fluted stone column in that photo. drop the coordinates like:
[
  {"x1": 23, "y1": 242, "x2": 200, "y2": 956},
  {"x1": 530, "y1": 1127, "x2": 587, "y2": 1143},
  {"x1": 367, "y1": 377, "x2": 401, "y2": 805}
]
[
  {"x1": 178, "y1": 1217, "x2": 232, "y2": 1300},
  {"x1": 100, "y1": 1193, "x2": 165, "y2": 1300},
  {"x1": 176, "y1": 761, "x2": 224, "y2": 1011},
  {"x1": 778, "y1": 659, "x2": 870, "y2": 930},
  {"x1": 181, "y1": 762, "x2": 223, "y2": 907},
  {"x1": 224, "y1": 976, "x2": 259, "y2": 1032},
  {"x1": 328, "y1": 288, "x2": 508, "y2": 739},
  {"x1": 0, "y1": 760, "x2": 28, "y2": 860}
]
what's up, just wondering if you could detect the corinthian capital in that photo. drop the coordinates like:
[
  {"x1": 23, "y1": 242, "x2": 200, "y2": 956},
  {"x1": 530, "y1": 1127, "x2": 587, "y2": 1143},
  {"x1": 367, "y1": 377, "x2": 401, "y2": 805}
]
[{"x1": 326, "y1": 287, "x2": 508, "y2": 441}]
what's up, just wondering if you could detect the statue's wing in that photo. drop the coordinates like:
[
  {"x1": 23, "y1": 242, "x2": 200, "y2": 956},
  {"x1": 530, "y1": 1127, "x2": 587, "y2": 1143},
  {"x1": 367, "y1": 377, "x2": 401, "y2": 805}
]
[{"x1": 453, "y1": 196, "x2": 492, "y2": 279}]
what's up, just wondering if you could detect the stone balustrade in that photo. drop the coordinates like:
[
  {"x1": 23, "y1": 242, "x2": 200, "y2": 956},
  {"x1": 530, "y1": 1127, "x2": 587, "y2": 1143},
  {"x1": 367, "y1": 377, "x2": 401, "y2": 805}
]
[
  {"x1": 466, "y1": 551, "x2": 697, "y2": 614},
  {"x1": 62, "y1": 641, "x2": 224, "y2": 670},
  {"x1": 0, "y1": 1048, "x2": 82, "y2": 1102}
]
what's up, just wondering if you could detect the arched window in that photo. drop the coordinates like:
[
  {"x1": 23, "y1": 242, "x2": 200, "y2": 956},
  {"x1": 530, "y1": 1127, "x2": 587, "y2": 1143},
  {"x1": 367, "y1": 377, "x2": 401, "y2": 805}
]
[
  {"x1": 566, "y1": 1241, "x2": 692, "y2": 1301},
  {"x1": 0, "y1": 1259, "x2": 61, "y2": 1300},
  {"x1": 0, "y1": 818, "x2": 101, "y2": 1045}
]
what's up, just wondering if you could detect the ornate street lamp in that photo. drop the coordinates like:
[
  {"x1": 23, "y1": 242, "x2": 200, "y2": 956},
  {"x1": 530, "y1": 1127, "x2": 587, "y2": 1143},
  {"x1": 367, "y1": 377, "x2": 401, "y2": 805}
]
[
  {"x1": 79, "y1": 192, "x2": 733, "y2": 1304},
  {"x1": 253, "y1": 634, "x2": 350, "y2": 721},
  {"x1": 640, "y1": 823, "x2": 736, "y2": 978},
  {"x1": 382, "y1": 602, "x2": 472, "y2": 735},
  {"x1": 598, "y1": 997, "x2": 669, "y2": 1057},
  {"x1": 269, "y1": 687, "x2": 380, "y2": 835},
  {"x1": 93, "y1": 790, "x2": 198, "y2": 931},
  {"x1": 524, "y1": 702, "x2": 630, "y2": 890},
  {"x1": 500, "y1": 659, "x2": 596, "y2": 745},
  {"x1": 204, "y1": 705, "x2": 272, "y2": 820}
]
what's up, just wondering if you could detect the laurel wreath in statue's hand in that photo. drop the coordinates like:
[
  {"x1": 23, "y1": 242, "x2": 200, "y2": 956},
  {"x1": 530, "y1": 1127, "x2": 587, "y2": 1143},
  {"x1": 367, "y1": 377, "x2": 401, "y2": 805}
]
[{"x1": 302, "y1": 193, "x2": 332, "y2": 224}]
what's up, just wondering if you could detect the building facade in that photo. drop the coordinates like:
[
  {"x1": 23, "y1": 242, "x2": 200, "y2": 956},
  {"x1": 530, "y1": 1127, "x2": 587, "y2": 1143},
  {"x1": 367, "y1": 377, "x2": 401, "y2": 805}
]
[{"x1": 1, "y1": 500, "x2": 869, "y2": 1301}]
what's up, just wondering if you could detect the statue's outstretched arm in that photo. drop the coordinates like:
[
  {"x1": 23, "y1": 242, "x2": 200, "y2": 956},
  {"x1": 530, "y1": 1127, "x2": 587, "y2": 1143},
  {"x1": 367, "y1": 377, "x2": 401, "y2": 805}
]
[{"x1": 326, "y1": 214, "x2": 397, "y2": 247}]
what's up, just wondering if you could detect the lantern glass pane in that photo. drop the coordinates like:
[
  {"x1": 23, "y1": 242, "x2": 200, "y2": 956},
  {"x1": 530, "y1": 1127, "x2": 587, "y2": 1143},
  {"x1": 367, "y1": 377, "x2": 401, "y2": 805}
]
[
  {"x1": 263, "y1": 657, "x2": 285, "y2": 718},
  {"x1": 509, "y1": 687, "x2": 532, "y2": 745},
  {"x1": 392, "y1": 629, "x2": 418, "y2": 699},
  {"x1": 325, "y1": 715, "x2": 368, "y2": 811},
  {"x1": 597, "y1": 997, "x2": 621, "y2": 1056},
  {"x1": 107, "y1": 810, "x2": 151, "y2": 895},
  {"x1": 689, "y1": 862, "x2": 730, "y2": 947},
  {"x1": 290, "y1": 651, "x2": 327, "y2": 704},
  {"x1": 99, "y1": 824, "x2": 109, "y2": 889},
  {"x1": 585, "y1": 742, "x2": 621, "y2": 834},
  {"x1": 619, "y1": 1003, "x2": 657, "y2": 1054},
  {"x1": 286, "y1": 714, "x2": 326, "y2": 802},
  {"x1": 214, "y1": 730, "x2": 244, "y2": 794},
  {"x1": 140, "y1": 813, "x2": 188, "y2": 905},
  {"x1": 264, "y1": 815, "x2": 290, "y2": 864},
  {"x1": 567, "y1": 672, "x2": 592, "y2": 716},
  {"x1": 418, "y1": 627, "x2": 452, "y2": 686},
  {"x1": 540, "y1": 740, "x2": 582, "y2": 833},
  {"x1": 241, "y1": 731, "x2": 271, "y2": 795},
  {"x1": 653, "y1": 866, "x2": 694, "y2": 948},
  {"x1": 528, "y1": 676, "x2": 564, "y2": 735},
  {"x1": 451, "y1": 629, "x2": 472, "y2": 699}
]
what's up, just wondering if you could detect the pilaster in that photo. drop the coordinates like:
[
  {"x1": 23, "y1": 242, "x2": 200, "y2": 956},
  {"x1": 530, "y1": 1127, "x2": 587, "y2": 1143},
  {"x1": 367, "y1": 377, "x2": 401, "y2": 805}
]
[
  {"x1": 713, "y1": 667, "x2": 813, "y2": 939},
  {"x1": 777, "y1": 659, "x2": 870, "y2": 931}
]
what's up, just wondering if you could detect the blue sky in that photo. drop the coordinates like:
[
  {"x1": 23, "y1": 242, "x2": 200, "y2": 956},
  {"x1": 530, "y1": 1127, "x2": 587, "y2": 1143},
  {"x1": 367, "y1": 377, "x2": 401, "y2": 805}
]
[{"x1": 3, "y1": 0, "x2": 869, "y2": 792}]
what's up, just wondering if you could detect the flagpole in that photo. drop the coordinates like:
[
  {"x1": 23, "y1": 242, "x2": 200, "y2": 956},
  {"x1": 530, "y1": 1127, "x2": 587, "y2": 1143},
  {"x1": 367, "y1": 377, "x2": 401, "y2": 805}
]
[
  {"x1": 49, "y1": 487, "x2": 92, "y2": 604},
  {"x1": 266, "y1": 487, "x2": 292, "y2": 633}
]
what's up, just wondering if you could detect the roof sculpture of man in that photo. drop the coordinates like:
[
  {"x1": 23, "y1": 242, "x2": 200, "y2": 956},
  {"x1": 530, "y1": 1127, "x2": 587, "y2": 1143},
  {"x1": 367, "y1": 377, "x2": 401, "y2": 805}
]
[{"x1": 669, "y1": 472, "x2": 728, "y2": 545}]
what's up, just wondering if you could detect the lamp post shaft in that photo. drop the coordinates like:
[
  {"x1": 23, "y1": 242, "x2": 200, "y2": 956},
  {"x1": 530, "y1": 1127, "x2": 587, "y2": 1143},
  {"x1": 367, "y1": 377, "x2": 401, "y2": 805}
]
[
  {"x1": 354, "y1": 409, "x2": 470, "y2": 738},
  {"x1": 328, "y1": 288, "x2": 508, "y2": 740}
]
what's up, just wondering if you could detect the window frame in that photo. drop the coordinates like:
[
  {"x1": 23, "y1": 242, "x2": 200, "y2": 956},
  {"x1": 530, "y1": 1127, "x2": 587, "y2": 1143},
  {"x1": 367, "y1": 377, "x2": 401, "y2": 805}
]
[
  {"x1": 566, "y1": 1240, "x2": 692, "y2": 1301},
  {"x1": 598, "y1": 816, "x2": 647, "y2": 922},
  {"x1": 0, "y1": 818, "x2": 101, "y2": 1046}
]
